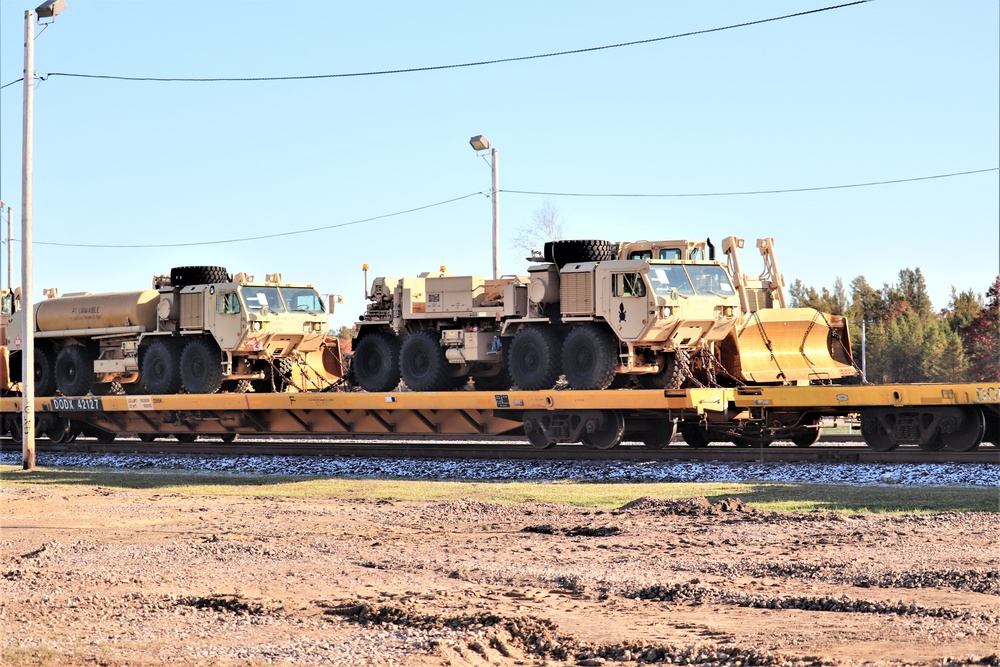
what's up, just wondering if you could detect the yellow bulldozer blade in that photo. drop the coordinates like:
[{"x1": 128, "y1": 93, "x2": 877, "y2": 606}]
[{"x1": 732, "y1": 307, "x2": 857, "y2": 384}]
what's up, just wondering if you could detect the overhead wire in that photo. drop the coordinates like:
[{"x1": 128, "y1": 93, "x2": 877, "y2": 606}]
[
  {"x1": 0, "y1": 1, "x2": 868, "y2": 89},
  {"x1": 501, "y1": 168, "x2": 1000, "y2": 198},
  {"x1": 7, "y1": 166, "x2": 997, "y2": 250}
]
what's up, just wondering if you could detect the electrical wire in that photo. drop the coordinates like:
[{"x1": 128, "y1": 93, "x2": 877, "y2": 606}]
[
  {"x1": 27, "y1": 192, "x2": 485, "y2": 249},
  {"x1": 501, "y1": 168, "x2": 1000, "y2": 198},
  {"x1": 6, "y1": 165, "x2": 996, "y2": 250},
  {"x1": 1, "y1": 1, "x2": 868, "y2": 88}
]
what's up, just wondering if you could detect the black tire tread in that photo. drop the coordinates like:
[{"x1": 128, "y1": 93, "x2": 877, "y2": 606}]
[
  {"x1": 170, "y1": 266, "x2": 231, "y2": 288},
  {"x1": 353, "y1": 331, "x2": 402, "y2": 393},
  {"x1": 508, "y1": 327, "x2": 562, "y2": 391},
  {"x1": 543, "y1": 239, "x2": 618, "y2": 268},
  {"x1": 55, "y1": 344, "x2": 95, "y2": 397}
]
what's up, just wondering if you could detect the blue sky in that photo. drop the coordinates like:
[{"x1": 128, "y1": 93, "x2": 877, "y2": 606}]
[{"x1": 0, "y1": 0, "x2": 997, "y2": 331}]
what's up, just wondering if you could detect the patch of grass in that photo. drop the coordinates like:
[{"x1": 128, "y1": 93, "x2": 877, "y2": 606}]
[{"x1": 1, "y1": 464, "x2": 997, "y2": 513}]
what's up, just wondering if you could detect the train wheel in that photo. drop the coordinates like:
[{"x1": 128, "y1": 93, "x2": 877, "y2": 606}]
[
  {"x1": 581, "y1": 410, "x2": 625, "y2": 450},
  {"x1": 353, "y1": 332, "x2": 401, "y2": 393},
  {"x1": 523, "y1": 418, "x2": 554, "y2": 449},
  {"x1": 141, "y1": 340, "x2": 182, "y2": 394},
  {"x1": 180, "y1": 338, "x2": 224, "y2": 394},
  {"x1": 860, "y1": 412, "x2": 897, "y2": 452},
  {"x1": 94, "y1": 430, "x2": 117, "y2": 444},
  {"x1": 640, "y1": 421, "x2": 678, "y2": 449},
  {"x1": 679, "y1": 424, "x2": 711, "y2": 448},
  {"x1": 6, "y1": 418, "x2": 23, "y2": 444},
  {"x1": 509, "y1": 327, "x2": 561, "y2": 391},
  {"x1": 791, "y1": 429, "x2": 822, "y2": 447},
  {"x1": 175, "y1": 433, "x2": 198, "y2": 443},
  {"x1": 562, "y1": 325, "x2": 617, "y2": 390},
  {"x1": 220, "y1": 433, "x2": 238, "y2": 443},
  {"x1": 918, "y1": 438, "x2": 945, "y2": 452},
  {"x1": 34, "y1": 347, "x2": 58, "y2": 397},
  {"x1": 941, "y1": 407, "x2": 985, "y2": 452},
  {"x1": 55, "y1": 344, "x2": 95, "y2": 397},
  {"x1": 45, "y1": 417, "x2": 73, "y2": 443},
  {"x1": 400, "y1": 330, "x2": 452, "y2": 392},
  {"x1": 137, "y1": 433, "x2": 157, "y2": 442}
]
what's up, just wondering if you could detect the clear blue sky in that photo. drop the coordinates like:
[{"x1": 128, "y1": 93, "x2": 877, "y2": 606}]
[{"x1": 1, "y1": 0, "x2": 997, "y2": 331}]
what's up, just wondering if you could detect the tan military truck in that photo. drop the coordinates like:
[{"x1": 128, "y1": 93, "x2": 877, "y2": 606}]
[
  {"x1": 351, "y1": 238, "x2": 857, "y2": 393},
  {"x1": 6, "y1": 266, "x2": 340, "y2": 396}
]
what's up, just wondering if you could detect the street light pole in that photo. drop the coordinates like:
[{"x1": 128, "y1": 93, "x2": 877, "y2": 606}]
[
  {"x1": 469, "y1": 135, "x2": 499, "y2": 280},
  {"x1": 20, "y1": 0, "x2": 66, "y2": 471},
  {"x1": 21, "y1": 6, "x2": 37, "y2": 470}
]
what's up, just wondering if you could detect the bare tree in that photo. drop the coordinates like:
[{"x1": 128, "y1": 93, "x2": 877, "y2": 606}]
[{"x1": 511, "y1": 200, "x2": 566, "y2": 255}]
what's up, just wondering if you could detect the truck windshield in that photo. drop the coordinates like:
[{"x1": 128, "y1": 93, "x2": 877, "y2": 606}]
[
  {"x1": 240, "y1": 286, "x2": 286, "y2": 313},
  {"x1": 280, "y1": 287, "x2": 326, "y2": 313},
  {"x1": 686, "y1": 265, "x2": 735, "y2": 297},
  {"x1": 647, "y1": 265, "x2": 695, "y2": 297}
]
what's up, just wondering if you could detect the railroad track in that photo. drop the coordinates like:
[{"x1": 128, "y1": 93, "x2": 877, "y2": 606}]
[{"x1": 10, "y1": 434, "x2": 998, "y2": 464}]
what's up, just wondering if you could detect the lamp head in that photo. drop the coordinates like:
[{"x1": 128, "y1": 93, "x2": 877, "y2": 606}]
[
  {"x1": 469, "y1": 135, "x2": 491, "y2": 151},
  {"x1": 35, "y1": 0, "x2": 67, "y2": 18}
]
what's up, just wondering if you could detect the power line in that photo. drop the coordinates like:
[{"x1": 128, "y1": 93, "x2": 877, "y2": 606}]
[
  {"x1": 1, "y1": 1, "x2": 868, "y2": 88},
  {"x1": 25, "y1": 192, "x2": 485, "y2": 249},
  {"x1": 502, "y1": 168, "x2": 1000, "y2": 199},
  {"x1": 7, "y1": 166, "x2": 996, "y2": 250}
]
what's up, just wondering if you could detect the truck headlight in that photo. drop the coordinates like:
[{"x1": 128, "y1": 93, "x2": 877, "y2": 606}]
[
  {"x1": 660, "y1": 305, "x2": 675, "y2": 318},
  {"x1": 251, "y1": 321, "x2": 263, "y2": 332},
  {"x1": 305, "y1": 322, "x2": 323, "y2": 333}
]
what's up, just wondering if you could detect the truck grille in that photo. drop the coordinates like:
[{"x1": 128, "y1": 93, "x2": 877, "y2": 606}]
[{"x1": 560, "y1": 273, "x2": 593, "y2": 315}]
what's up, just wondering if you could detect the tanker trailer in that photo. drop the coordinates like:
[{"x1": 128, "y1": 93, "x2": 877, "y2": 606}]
[{"x1": 5, "y1": 266, "x2": 340, "y2": 396}]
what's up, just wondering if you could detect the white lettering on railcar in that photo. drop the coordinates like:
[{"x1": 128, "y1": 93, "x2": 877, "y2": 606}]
[{"x1": 974, "y1": 386, "x2": 1000, "y2": 402}]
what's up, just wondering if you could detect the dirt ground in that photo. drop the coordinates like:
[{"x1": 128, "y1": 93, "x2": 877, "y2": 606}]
[{"x1": 1, "y1": 484, "x2": 998, "y2": 667}]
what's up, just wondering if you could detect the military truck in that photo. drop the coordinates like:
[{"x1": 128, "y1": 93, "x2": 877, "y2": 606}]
[
  {"x1": 5, "y1": 266, "x2": 341, "y2": 396},
  {"x1": 350, "y1": 237, "x2": 857, "y2": 393}
]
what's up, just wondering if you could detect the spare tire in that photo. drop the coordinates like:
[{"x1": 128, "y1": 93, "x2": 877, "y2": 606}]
[
  {"x1": 170, "y1": 266, "x2": 231, "y2": 287},
  {"x1": 543, "y1": 240, "x2": 618, "y2": 268}
]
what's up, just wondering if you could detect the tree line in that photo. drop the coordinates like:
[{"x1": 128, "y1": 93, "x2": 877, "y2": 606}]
[{"x1": 788, "y1": 269, "x2": 1000, "y2": 383}]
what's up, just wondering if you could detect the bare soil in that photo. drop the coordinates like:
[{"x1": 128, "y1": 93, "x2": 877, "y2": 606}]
[{"x1": 1, "y1": 484, "x2": 998, "y2": 666}]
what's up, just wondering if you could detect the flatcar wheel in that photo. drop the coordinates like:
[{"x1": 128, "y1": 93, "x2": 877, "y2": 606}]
[
  {"x1": 860, "y1": 412, "x2": 897, "y2": 452},
  {"x1": 523, "y1": 418, "x2": 554, "y2": 449},
  {"x1": 679, "y1": 424, "x2": 711, "y2": 448},
  {"x1": 732, "y1": 438, "x2": 753, "y2": 448},
  {"x1": 791, "y1": 428, "x2": 822, "y2": 447},
  {"x1": 137, "y1": 433, "x2": 157, "y2": 442},
  {"x1": 640, "y1": 421, "x2": 678, "y2": 449},
  {"x1": 220, "y1": 433, "x2": 238, "y2": 443},
  {"x1": 581, "y1": 410, "x2": 625, "y2": 450},
  {"x1": 918, "y1": 437, "x2": 945, "y2": 452},
  {"x1": 46, "y1": 418, "x2": 74, "y2": 444},
  {"x1": 175, "y1": 434, "x2": 198, "y2": 443},
  {"x1": 941, "y1": 407, "x2": 985, "y2": 452}
]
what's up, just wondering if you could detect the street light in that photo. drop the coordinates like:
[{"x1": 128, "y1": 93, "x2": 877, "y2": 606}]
[
  {"x1": 469, "y1": 135, "x2": 499, "y2": 280},
  {"x1": 20, "y1": 0, "x2": 67, "y2": 471}
]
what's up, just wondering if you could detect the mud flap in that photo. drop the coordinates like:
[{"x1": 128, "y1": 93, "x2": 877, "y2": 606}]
[{"x1": 732, "y1": 308, "x2": 856, "y2": 383}]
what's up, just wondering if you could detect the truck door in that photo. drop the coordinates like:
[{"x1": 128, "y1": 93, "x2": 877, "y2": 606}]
[
  {"x1": 211, "y1": 289, "x2": 243, "y2": 351},
  {"x1": 610, "y1": 272, "x2": 650, "y2": 341}
]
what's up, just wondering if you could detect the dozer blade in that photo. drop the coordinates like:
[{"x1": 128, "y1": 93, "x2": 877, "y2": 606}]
[{"x1": 733, "y1": 307, "x2": 857, "y2": 384}]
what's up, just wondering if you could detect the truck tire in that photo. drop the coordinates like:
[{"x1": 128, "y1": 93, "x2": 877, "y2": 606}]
[
  {"x1": 400, "y1": 330, "x2": 452, "y2": 392},
  {"x1": 141, "y1": 340, "x2": 182, "y2": 394},
  {"x1": 180, "y1": 338, "x2": 224, "y2": 394},
  {"x1": 639, "y1": 354, "x2": 679, "y2": 389},
  {"x1": 509, "y1": 327, "x2": 561, "y2": 391},
  {"x1": 543, "y1": 239, "x2": 618, "y2": 268},
  {"x1": 170, "y1": 266, "x2": 230, "y2": 288},
  {"x1": 562, "y1": 325, "x2": 618, "y2": 390},
  {"x1": 353, "y1": 332, "x2": 401, "y2": 392},
  {"x1": 55, "y1": 344, "x2": 95, "y2": 397},
  {"x1": 34, "y1": 347, "x2": 59, "y2": 396}
]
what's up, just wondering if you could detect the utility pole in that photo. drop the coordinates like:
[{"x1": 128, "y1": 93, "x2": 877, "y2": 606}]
[{"x1": 21, "y1": 7, "x2": 37, "y2": 470}]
